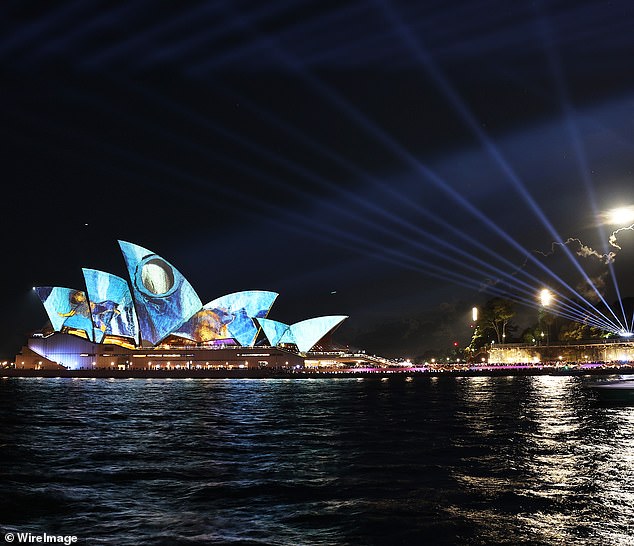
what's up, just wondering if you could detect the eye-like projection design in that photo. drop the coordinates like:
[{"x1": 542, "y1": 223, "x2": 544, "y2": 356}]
[
  {"x1": 139, "y1": 258, "x2": 175, "y2": 296},
  {"x1": 118, "y1": 240, "x2": 202, "y2": 346}
]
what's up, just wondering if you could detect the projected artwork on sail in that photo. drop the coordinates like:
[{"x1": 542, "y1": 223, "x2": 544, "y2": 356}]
[
  {"x1": 118, "y1": 241, "x2": 202, "y2": 346},
  {"x1": 34, "y1": 286, "x2": 94, "y2": 341},
  {"x1": 258, "y1": 315, "x2": 347, "y2": 353},
  {"x1": 175, "y1": 290, "x2": 278, "y2": 345},
  {"x1": 83, "y1": 269, "x2": 140, "y2": 344}
]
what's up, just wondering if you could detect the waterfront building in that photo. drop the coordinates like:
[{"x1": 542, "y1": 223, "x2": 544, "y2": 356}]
[
  {"x1": 14, "y1": 241, "x2": 367, "y2": 370},
  {"x1": 488, "y1": 340, "x2": 634, "y2": 365}
]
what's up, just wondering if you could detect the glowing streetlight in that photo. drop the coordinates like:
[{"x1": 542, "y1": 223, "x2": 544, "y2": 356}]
[
  {"x1": 538, "y1": 289, "x2": 553, "y2": 346},
  {"x1": 539, "y1": 288, "x2": 553, "y2": 308}
]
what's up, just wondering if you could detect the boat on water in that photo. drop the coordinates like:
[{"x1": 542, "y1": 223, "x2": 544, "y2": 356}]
[{"x1": 588, "y1": 376, "x2": 634, "y2": 404}]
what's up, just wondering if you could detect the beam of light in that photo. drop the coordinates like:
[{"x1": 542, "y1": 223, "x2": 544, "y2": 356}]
[
  {"x1": 417, "y1": 167, "x2": 626, "y2": 332},
  {"x1": 245, "y1": 0, "x2": 526, "y2": 71},
  {"x1": 170, "y1": 3, "x2": 634, "y2": 336},
  {"x1": 0, "y1": 0, "x2": 95, "y2": 57},
  {"x1": 101, "y1": 73, "x2": 634, "y2": 334},
  {"x1": 16, "y1": 73, "x2": 547, "y2": 306},
  {"x1": 535, "y1": 4, "x2": 631, "y2": 331},
  {"x1": 526, "y1": 287, "x2": 619, "y2": 333},
  {"x1": 21, "y1": 2, "x2": 153, "y2": 65},
  {"x1": 139, "y1": 1, "x2": 367, "y2": 71},
  {"x1": 213, "y1": 85, "x2": 633, "y2": 335},
  {"x1": 2, "y1": 94, "x2": 540, "y2": 311},
  {"x1": 86, "y1": 73, "x2": 567, "y2": 300},
  {"x1": 0, "y1": 112, "x2": 450, "y2": 290},
  {"x1": 3, "y1": 26, "x2": 628, "y2": 340},
  {"x1": 528, "y1": 294, "x2": 617, "y2": 333},
  {"x1": 375, "y1": 0, "x2": 629, "y2": 333},
  {"x1": 9, "y1": 6, "x2": 624, "y2": 336},
  {"x1": 110, "y1": 74, "x2": 629, "y2": 335},
  {"x1": 80, "y1": 75, "x2": 545, "y2": 293},
  {"x1": 469, "y1": 279, "x2": 620, "y2": 334},
  {"x1": 11, "y1": 101, "x2": 614, "y2": 336},
  {"x1": 78, "y1": 1, "x2": 227, "y2": 69},
  {"x1": 483, "y1": 275, "x2": 622, "y2": 333},
  {"x1": 202, "y1": 10, "x2": 612, "y2": 330},
  {"x1": 209, "y1": 83, "x2": 541, "y2": 273},
  {"x1": 9, "y1": 106, "x2": 622, "y2": 335},
  {"x1": 531, "y1": 290, "x2": 621, "y2": 333},
  {"x1": 110, "y1": 73, "x2": 634, "y2": 338},
  {"x1": 181, "y1": 2, "x2": 631, "y2": 336},
  {"x1": 6, "y1": 4, "x2": 628, "y2": 326}
]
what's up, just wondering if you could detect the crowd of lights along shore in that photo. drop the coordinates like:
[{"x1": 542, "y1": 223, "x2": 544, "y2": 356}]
[{"x1": 27, "y1": 241, "x2": 347, "y2": 370}]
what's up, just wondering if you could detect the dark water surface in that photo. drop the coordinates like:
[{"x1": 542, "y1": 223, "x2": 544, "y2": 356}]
[{"x1": 0, "y1": 376, "x2": 632, "y2": 545}]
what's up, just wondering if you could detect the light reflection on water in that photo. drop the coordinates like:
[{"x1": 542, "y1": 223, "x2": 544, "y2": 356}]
[
  {"x1": 452, "y1": 375, "x2": 633, "y2": 545},
  {"x1": 0, "y1": 375, "x2": 632, "y2": 545}
]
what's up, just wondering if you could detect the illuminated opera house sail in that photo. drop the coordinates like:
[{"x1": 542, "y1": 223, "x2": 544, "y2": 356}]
[{"x1": 18, "y1": 241, "x2": 348, "y2": 371}]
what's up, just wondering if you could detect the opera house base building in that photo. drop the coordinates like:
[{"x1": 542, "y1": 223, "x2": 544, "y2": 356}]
[
  {"x1": 14, "y1": 332, "x2": 306, "y2": 372},
  {"x1": 12, "y1": 241, "x2": 390, "y2": 375}
]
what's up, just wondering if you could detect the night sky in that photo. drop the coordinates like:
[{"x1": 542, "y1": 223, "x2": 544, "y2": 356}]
[{"x1": 2, "y1": 1, "x2": 634, "y2": 359}]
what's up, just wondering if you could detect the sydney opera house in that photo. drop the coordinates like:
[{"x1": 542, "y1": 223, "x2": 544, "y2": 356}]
[{"x1": 13, "y1": 241, "x2": 365, "y2": 371}]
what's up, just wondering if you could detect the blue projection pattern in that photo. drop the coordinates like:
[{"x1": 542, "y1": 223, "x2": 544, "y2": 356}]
[
  {"x1": 258, "y1": 315, "x2": 348, "y2": 353},
  {"x1": 33, "y1": 242, "x2": 348, "y2": 351},
  {"x1": 82, "y1": 269, "x2": 140, "y2": 344},
  {"x1": 34, "y1": 286, "x2": 94, "y2": 342},
  {"x1": 118, "y1": 241, "x2": 202, "y2": 346},
  {"x1": 256, "y1": 318, "x2": 289, "y2": 347},
  {"x1": 175, "y1": 290, "x2": 278, "y2": 345}
]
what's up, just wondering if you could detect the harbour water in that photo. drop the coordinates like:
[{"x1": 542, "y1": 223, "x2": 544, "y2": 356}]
[{"x1": 0, "y1": 375, "x2": 632, "y2": 545}]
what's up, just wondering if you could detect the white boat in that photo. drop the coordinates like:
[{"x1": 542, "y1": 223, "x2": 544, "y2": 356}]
[{"x1": 589, "y1": 377, "x2": 634, "y2": 404}]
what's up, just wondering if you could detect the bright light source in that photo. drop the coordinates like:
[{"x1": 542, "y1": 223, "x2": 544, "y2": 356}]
[
  {"x1": 472, "y1": 307, "x2": 478, "y2": 322},
  {"x1": 618, "y1": 330, "x2": 633, "y2": 338},
  {"x1": 540, "y1": 288, "x2": 553, "y2": 307},
  {"x1": 606, "y1": 206, "x2": 634, "y2": 226}
]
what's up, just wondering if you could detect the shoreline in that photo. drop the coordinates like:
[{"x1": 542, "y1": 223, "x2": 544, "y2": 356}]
[{"x1": 2, "y1": 366, "x2": 633, "y2": 380}]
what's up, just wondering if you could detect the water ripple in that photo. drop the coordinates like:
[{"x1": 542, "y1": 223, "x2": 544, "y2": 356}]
[{"x1": 0, "y1": 376, "x2": 632, "y2": 545}]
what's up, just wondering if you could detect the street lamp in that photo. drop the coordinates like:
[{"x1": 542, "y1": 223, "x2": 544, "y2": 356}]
[
  {"x1": 539, "y1": 288, "x2": 553, "y2": 346},
  {"x1": 540, "y1": 289, "x2": 553, "y2": 308}
]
